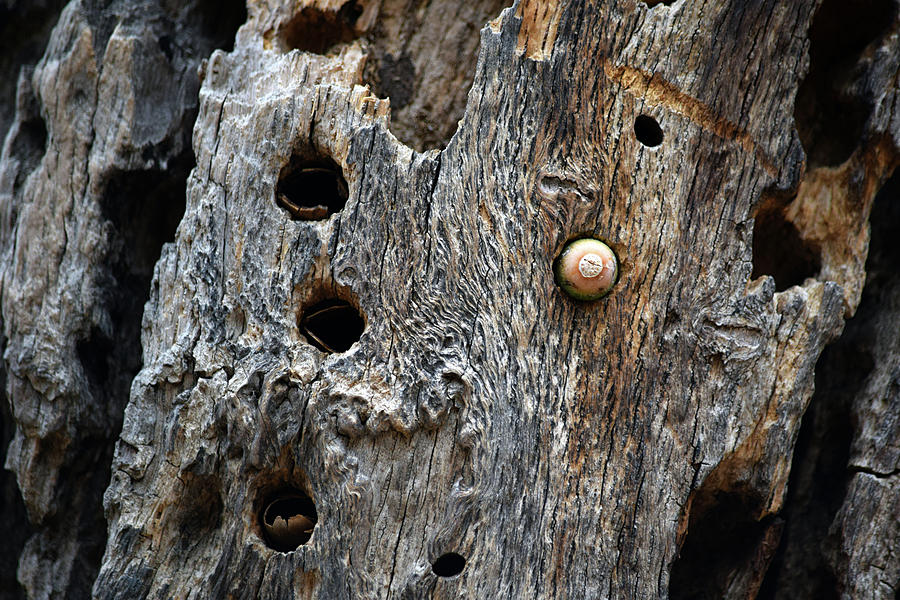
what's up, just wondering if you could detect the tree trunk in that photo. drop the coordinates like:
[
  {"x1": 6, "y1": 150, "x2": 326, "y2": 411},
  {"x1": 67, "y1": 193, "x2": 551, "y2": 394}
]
[{"x1": 1, "y1": 0, "x2": 899, "y2": 598}]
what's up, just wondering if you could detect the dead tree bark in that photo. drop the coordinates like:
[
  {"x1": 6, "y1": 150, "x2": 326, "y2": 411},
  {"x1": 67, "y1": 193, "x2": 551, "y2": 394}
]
[{"x1": 1, "y1": 0, "x2": 899, "y2": 599}]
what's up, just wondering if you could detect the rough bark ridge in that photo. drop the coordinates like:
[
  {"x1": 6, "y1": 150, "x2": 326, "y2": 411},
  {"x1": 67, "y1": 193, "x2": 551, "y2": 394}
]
[
  {"x1": 0, "y1": 0, "x2": 898, "y2": 599},
  {"x1": 0, "y1": 1, "x2": 245, "y2": 597}
]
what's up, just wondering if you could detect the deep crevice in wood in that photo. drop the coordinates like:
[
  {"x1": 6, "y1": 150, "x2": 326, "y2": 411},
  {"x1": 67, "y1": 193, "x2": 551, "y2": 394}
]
[
  {"x1": 670, "y1": 487, "x2": 780, "y2": 600},
  {"x1": 7, "y1": 109, "x2": 46, "y2": 194},
  {"x1": 99, "y1": 154, "x2": 192, "y2": 397},
  {"x1": 0, "y1": 0, "x2": 67, "y2": 139},
  {"x1": 77, "y1": 326, "x2": 114, "y2": 394},
  {"x1": 759, "y1": 170, "x2": 900, "y2": 599},
  {"x1": 751, "y1": 195, "x2": 821, "y2": 291},
  {"x1": 279, "y1": 2, "x2": 362, "y2": 54},
  {"x1": 0, "y1": 332, "x2": 34, "y2": 599},
  {"x1": 356, "y1": 0, "x2": 511, "y2": 151},
  {"x1": 193, "y1": 0, "x2": 247, "y2": 53},
  {"x1": 755, "y1": 341, "x2": 855, "y2": 600},
  {"x1": 794, "y1": 0, "x2": 896, "y2": 168}
]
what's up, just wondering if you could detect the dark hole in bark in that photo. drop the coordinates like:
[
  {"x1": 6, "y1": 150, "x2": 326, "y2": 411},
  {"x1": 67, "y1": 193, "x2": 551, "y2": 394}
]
[
  {"x1": 634, "y1": 114, "x2": 663, "y2": 147},
  {"x1": 0, "y1": 334, "x2": 35, "y2": 600},
  {"x1": 77, "y1": 327, "x2": 114, "y2": 393},
  {"x1": 794, "y1": 0, "x2": 896, "y2": 168},
  {"x1": 0, "y1": 0, "x2": 67, "y2": 138},
  {"x1": 175, "y1": 474, "x2": 223, "y2": 551},
  {"x1": 100, "y1": 156, "x2": 190, "y2": 388},
  {"x1": 195, "y1": 0, "x2": 247, "y2": 53},
  {"x1": 279, "y1": 2, "x2": 361, "y2": 54},
  {"x1": 751, "y1": 201, "x2": 820, "y2": 291},
  {"x1": 641, "y1": 0, "x2": 676, "y2": 6},
  {"x1": 261, "y1": 491, "x2": 318, "y2": 552},
  {"x1": 9, "y1": 112, "x2": 47, "y2": 192},
  {"x1": 277, "y1": 158, "x2": 349, "y2": 221},
  {"x1": 432, "y1": 552, "x2": 466, "y2": 577},
  {"x1": 375, "y1": 52, "x2": 415, "y2": 110},
  {"x1": 300, "y1": 299, "x2": 364, "y2": 353},
  {"x1": 670, "y1": 489, "x2": 779, "y2": 600}
]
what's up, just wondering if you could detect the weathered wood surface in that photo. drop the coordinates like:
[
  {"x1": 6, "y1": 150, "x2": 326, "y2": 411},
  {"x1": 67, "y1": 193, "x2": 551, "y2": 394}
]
[{"x1": 1, "y1": 0, "x2": 898, "y2": 598}]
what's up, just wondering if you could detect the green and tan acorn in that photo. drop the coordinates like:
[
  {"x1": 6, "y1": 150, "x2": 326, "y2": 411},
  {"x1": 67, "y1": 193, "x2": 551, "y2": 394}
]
[{"x1": 553, "y1": 237, "x2": 619, "y2": 301}]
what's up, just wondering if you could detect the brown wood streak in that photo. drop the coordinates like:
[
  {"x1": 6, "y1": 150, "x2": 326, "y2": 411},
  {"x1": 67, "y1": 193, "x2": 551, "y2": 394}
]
[
  {"x1": 515, "y1": 0, "x2": 564, "y2": 60},
  {"x1": 603, "y1": 62, "x2": 779, "y2": 177}
]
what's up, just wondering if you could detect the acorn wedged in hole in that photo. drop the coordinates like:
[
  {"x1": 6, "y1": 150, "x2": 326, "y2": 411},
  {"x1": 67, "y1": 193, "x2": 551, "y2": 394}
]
[{"x1": 553, "y1": 238, "x2": 619, "y2": 301}]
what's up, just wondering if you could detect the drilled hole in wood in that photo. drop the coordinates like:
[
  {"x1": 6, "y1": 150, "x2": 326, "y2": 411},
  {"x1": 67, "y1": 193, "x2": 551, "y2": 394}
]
[
  {"x1": 261, "y1": 491, "x2": 318, "y2": 552},
  {"x1": 634, "y1": 114, "x2": 663, "y2": 147},
  {"x1": 751, "y1": 202, "x2": 820, "y2": 292},
  {"x1": 432, "y1": 552, "x2": 465, "y2": 577},
  {"x1": 277, "y1": 158, "x2": 348, "y2": 221},
  {"x1": 300, "y1": 299, "x2": 364, "y2": 353},
  {"x1": 279, "y1": 2, "x2": 361, "y2": 54}
]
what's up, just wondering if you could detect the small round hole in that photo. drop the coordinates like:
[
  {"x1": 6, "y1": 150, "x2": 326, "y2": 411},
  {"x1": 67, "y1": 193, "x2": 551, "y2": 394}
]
[
  {"x1": 277, "y1": 159, "x2": 348, "y2": 220},
  {"x1": 432, "y1": 552, "x2": 466, "y2": 577},
  {"x1": 300, "y1": 299, "x2": 364, "y2": 353},
  {"x1": 261, "y1": 491, "x2": 318, "y2": 552},
  {"x1": 634, "y1": 114, "x2": 663, "y2": 147}
]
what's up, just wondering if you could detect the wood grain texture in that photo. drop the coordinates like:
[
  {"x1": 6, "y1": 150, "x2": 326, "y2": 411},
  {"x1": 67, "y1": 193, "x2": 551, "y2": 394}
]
[
  {"x1": 0, "y1": 0, "x2": 245, "y2": 597},
  {"x1": 0, "y1": 0, "x2": 898, "y2": 598}
]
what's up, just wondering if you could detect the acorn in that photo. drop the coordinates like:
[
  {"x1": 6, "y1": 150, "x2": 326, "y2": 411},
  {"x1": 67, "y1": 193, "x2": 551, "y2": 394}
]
[{"x1": 553, "y1": 237, "x2": 619, "y2": 301}]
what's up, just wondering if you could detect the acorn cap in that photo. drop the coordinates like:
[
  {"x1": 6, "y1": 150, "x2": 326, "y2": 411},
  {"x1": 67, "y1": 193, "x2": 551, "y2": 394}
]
[{"x1": 553, "y1": 238, "x2": 618, "y2": 301}]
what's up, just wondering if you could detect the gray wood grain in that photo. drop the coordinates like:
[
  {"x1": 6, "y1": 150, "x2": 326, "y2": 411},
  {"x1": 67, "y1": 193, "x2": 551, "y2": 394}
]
[{"x1": 0, "y1": 0, "x2": 898, "y2": 598}]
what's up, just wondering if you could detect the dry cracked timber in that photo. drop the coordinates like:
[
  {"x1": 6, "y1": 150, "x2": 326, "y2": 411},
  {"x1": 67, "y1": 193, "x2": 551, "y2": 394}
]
[{"x1": 0, "y1": 0, "x2": 899, "y2": 599}]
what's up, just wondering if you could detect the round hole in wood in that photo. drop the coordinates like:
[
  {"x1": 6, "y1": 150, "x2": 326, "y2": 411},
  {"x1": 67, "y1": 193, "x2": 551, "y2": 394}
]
[
  {"x1": 634, "y1": 114, "x2": 663, "y2": 147},
  {"x1": 300, "y1": 298, "x2": 364, "y2": 353},
  {"x1": 277, "y1": 158, "x2": 348, "y2": 221},
  {"x1": 432, "y1": 552, "x2": 466, "y2": 577},
  {"x1": 260, "y1": 491, "x2": 318, "y2": 552}
]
